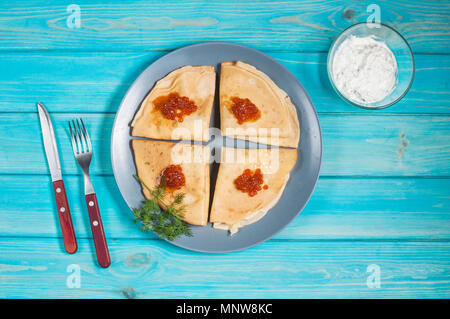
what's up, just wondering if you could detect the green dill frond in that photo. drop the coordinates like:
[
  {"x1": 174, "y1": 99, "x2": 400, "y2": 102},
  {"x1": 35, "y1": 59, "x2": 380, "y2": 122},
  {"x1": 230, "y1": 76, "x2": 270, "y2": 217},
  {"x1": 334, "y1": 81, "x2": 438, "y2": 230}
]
[
  {"x1": 173, "y1": 193, "x2": 185, "y2": 205},
  {"x1": 132, "y1": 174, "x2": 191, "y2": 241}
]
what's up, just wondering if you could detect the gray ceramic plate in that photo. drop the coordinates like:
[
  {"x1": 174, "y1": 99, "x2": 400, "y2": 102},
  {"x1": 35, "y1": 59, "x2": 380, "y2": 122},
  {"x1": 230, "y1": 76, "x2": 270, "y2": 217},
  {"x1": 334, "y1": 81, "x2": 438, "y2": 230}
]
[{"x1": 111, "y1": 42, "x2": 322, "y2": 253}]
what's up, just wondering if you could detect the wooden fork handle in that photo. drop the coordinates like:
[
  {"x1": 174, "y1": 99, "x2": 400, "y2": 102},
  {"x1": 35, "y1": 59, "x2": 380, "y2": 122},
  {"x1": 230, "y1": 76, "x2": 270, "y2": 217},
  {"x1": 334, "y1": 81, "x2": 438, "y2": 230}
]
[
  {"x1": 53, "y1": 180, "x2": 77, "y2": 254},
  {"x1": 85, "y1": 193, "x2": 111, "y2": 268}
]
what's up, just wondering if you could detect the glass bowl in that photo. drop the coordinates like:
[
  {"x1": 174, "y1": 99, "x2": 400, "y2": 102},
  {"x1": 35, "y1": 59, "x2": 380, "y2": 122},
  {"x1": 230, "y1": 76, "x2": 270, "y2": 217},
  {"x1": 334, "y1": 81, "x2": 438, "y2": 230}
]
[{"x1": 327, "y1": 23, "x2": 415, "y2": 110}]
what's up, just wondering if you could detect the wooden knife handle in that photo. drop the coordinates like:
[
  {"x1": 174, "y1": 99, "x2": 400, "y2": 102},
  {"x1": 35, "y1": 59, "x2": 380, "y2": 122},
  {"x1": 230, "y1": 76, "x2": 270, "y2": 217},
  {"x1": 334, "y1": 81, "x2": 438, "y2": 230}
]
[
  {"x1": 85, "y1": 193, "x2": 111, "y2": 268},
  {"x1": 53, "y1": 180, "x2": 77, "y2": 254}
]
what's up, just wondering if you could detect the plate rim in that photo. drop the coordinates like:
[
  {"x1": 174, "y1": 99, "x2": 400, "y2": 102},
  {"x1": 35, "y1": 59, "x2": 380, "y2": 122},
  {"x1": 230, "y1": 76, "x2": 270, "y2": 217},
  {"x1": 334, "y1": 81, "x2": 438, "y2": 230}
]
[{"x1": 111, "y1": 41, "x2": 323, "y2": 253}]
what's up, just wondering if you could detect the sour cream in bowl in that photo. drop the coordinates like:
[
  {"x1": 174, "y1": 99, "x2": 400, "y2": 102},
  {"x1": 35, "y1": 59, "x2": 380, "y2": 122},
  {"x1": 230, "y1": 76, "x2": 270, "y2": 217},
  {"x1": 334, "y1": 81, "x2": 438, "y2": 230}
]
[{"x1": 327, "y1": 23, "x2": 415, "y2": 110}]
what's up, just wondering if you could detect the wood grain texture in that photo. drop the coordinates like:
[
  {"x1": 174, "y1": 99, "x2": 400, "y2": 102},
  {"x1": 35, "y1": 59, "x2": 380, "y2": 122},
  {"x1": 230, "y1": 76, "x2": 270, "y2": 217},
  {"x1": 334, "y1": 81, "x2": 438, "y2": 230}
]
[
  {"x1": 0, "y1": 175, "x2": 449, "y2": 240},
  {"x1": 0, "y1": 238, "x2": 448, "y2": 298},
  {"x1": 0, "y1": 0, "x2": 448, "y2": 53},
  {"x1": 0, "y1": 113, "x2": 448, "y2": 176},
  {"x1": 0, "y1": 52, "x2": 449, "y2": 114},
  {"x1": 0, "y1": 0, "x2": 449, "y2": 299}
]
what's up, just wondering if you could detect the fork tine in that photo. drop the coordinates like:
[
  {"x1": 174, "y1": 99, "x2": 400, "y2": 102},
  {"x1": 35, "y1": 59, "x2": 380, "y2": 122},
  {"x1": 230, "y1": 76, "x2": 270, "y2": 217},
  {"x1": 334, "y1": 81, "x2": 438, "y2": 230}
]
[
  {"x1": 68, "y1": 121, "x2": 78, "y2": 155},
  {"x1": 76, "y1": 119, "x2": 87, "y2": 153},
  {"x1": 72, "y1": 119, "x2": 82, "y2": 154},
  {"x1": 80, "y1": 118, "x2": 92, "y2": 152}
]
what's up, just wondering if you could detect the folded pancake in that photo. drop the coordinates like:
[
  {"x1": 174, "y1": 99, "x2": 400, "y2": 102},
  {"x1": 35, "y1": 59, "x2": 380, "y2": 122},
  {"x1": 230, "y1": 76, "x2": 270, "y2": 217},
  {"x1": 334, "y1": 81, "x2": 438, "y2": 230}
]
[
  {"x1": 132, "y1": 139, "x2": 210, "y2": 226},
  {"x1": 132, "y1": 65, "x2": 216, "y2": 142},
  {"x1": 210, "y1": 147, "x2": 297, "y2": 234},
  {"x1": 219, "y1": 61, "x2": 300, "y2": 148}
]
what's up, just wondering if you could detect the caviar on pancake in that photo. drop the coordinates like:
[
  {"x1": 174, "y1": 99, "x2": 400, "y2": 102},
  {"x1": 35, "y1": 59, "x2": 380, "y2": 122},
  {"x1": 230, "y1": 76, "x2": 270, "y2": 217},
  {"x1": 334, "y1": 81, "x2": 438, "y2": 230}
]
[
  {"x1": 234, "y1": 168, "x2": 268, "y2": 197},
  {"x1": 229, "y1": 96, "x2": 261, "y2": 124},
  {"x1": 153, "y1": 92, "x2": 198, "y2": 122},
  {"x1": 159, "y1": 164, "x2": 186, "y2": 191}
]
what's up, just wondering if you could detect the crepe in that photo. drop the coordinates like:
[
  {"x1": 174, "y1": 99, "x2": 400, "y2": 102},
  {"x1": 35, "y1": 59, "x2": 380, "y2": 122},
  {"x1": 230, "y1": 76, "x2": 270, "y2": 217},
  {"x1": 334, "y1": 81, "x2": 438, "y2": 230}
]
[
  {"x1": 132, "y1": 65, "x2": 216, "y2": 142},
  {"x1": 219, "y1": 61, "x2": 300, "y2": 148},
  {"x1": 210, "y1": 147, "x2": 297, "y2": 234},
  {"x1": 132, "y1": 139, "x2": 210, "y2": 226}
]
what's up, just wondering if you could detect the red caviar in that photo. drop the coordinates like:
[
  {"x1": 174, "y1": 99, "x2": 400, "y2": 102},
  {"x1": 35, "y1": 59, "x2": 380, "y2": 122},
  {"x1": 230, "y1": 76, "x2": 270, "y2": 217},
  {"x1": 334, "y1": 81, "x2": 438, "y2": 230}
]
[
  {"x1": 153, "y1": 92, "x2": 197, "y2": 122},
  {"x1": 234, "y1": 168, "x2": 267, "y2": 197},
  {"x1": 230, "y1": 97, "x2": 261, "y2": 124},
  {"x1": 160, "y1": 165, "x2": 185, "y2": 191}
]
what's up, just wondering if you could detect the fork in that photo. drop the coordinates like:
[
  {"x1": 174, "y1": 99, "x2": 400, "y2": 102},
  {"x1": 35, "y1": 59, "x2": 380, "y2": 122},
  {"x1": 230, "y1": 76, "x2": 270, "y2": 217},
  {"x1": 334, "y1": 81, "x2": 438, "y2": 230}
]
[{"x1": 69, "y1": 119, "x2": 111, "y2": 268}]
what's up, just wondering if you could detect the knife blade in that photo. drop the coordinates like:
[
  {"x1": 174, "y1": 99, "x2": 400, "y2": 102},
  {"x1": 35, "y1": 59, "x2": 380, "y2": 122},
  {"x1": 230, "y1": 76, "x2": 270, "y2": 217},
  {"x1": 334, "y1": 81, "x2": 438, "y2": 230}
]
[{"x1": 37, "y1": 102, "x2": 77, "y2": 254}]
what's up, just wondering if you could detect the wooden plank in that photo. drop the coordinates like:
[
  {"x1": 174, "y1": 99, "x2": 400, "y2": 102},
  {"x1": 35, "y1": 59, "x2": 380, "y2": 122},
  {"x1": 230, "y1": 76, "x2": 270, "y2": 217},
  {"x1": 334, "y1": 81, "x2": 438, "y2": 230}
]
[
  {"x1": 0, "y1": 113, "x2": 449, "y2": 176},
  {"x1": 0, "y1": 52, "x2": 449, "y2": 114},
  {"x1": 0, "y1": 113, "x2": 115, "y2": 176},
  {"x1": 321, "y1": 114, "x2": 450, "y2": 176},
  {"x1": 0, "y1": 238, "x2": 448, "y2": 298},
  {"x1": 0, "y1": 1, "x2": 448, "y2": 53},
  {"x1": 0, "y1": 175, "x2": 449, "y2": 240}
]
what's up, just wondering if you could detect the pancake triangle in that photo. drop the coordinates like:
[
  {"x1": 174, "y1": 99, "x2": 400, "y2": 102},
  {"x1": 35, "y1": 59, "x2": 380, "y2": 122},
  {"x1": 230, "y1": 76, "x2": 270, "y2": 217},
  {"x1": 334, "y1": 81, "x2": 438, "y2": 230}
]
[
  {"x1": 210, "y1": 147, "x2": 297, "y2": 234},
  {"x1": 132, "y1": 65, "x2": 215, "y2": 142},
  {"x1": 219, "y1": 61, "x2": 300, "y2": 148},
  {"x1": 132, "y1": 139, "x2": 210, "y2": 226}
]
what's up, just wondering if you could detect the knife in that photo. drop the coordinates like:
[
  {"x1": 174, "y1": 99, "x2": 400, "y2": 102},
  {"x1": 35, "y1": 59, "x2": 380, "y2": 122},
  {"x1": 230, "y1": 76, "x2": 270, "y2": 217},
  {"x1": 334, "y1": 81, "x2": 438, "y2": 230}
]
[{"x1": 37, "y1": 102, "x2": 77, "y2": 254}]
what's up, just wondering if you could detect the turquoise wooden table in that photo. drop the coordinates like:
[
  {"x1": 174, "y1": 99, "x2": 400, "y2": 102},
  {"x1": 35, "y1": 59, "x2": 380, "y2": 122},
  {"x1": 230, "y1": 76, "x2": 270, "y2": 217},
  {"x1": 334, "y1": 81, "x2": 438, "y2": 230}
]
[{"x1": 0, "y1": 0, "x2": 449, "y2": 299}]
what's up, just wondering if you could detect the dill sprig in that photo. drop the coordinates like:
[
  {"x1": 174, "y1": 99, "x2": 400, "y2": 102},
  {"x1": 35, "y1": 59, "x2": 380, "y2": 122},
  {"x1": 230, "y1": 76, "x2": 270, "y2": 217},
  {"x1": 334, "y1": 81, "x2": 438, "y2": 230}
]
[{"x1": 132, "y1": 175, "x2": 192, "y2": 241}]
